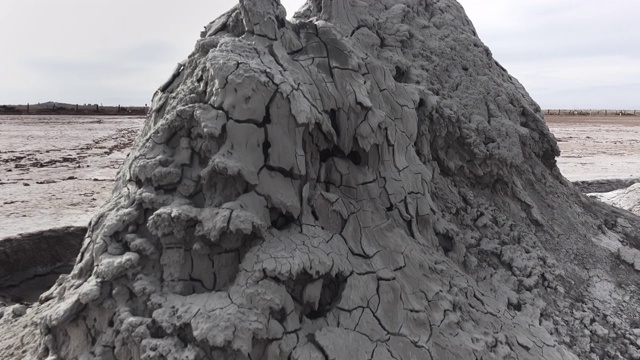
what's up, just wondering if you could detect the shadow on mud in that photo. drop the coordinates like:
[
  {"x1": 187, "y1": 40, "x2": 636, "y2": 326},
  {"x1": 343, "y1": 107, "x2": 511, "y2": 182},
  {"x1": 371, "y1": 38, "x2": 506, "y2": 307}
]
[{"x1": 0, "y1": 227, "x2": 85, "y2": 303}]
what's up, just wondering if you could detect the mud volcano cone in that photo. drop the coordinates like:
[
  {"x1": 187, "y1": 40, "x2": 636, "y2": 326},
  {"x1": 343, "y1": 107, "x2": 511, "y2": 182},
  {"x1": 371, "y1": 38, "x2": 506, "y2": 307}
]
[{"x1": 3, "y1": 0, "x2": 640, "y2": 359}]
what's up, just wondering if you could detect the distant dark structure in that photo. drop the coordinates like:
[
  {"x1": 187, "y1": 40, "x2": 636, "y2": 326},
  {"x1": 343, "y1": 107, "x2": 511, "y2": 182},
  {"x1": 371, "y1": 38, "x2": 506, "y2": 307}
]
[{"x1": 0, "y1": 102, "x2": 148, "y2": 116}]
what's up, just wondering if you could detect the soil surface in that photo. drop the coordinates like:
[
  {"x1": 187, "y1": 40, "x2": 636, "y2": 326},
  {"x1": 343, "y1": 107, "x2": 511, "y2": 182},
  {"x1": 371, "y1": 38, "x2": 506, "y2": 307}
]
[
  {"x1": 546, "y1": 115, "x2": 640, "y2": 181},
  {"x1": 0, "y1": 115, "x2": 144, "y2": 238}
]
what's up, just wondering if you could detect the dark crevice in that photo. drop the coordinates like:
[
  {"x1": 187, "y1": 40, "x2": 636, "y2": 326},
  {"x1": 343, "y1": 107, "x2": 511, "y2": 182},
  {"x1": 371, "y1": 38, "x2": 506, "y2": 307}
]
[
  {"x1": 262, "y1": 139, "x2": 272, "y2": 163},
  {"x1": 508, "y1": 299, "x2": 522, "y2": 312},
  {"x1": 227, "y1": 117, "x2": 265, "y2": 127},
  {"x1": 436, "y1": 232, "x2": 454, "y2": 255},
  {"x1": 271, "y1": 307, "x2": 287, "y2": 323},
  {"x1": 261, "y1": 92, "x2": 275, "y2": 164},
  {"x1": 189, "y1": 276, "x2": 211, "y2": 292},
  {"x1": 347, "y1": 151, "x2": 362, "y2": 165},
  {"x1": 329, "y1": 109, "x2": 339, "y2": 138},
  {"x1": 319, "y1": 145, "x2": 364, "y2": 168},
  {"x1": 149, "y1": 321, "x2": 170, "y2": 339},
  {"x1": 348, "y1": 250, "x2": 379, "y2": 260},
  {"x1": 263, "y1": 99, "x2": 273, "y2": 125},
  {"x1": 321, "y1": 146, "x2": 345, "y2": 160},
  {"x1": 393, "y1": 65, "x2": 408, "y2": 83},
  {"x1": 349, "y1": 25, "x2": 368, "y2": 37},
  {"x1": 308, "y1": 334, "x2": 330, "y2": 360},
  {"x1": 264, "y1": 164, "x2": 300, "y2": 181},
  {"x1": 176, "y1": 324, "x2": 198, "y2": 345},
  {"x1": 270, "y1": 208, "x2": 296, "y2": 230},
  {"x1": 283, "y1": 273, "x2": 348, "y2": 320},
  {"x1": 491, "y1": 178, "x2": 511, "y2": 196},
  {"x1": 319, "y1": 149, "x2": 332, "y2": 163},
  {"x1": 405, "y1": 219, "x2": 416, "y2": 239}
]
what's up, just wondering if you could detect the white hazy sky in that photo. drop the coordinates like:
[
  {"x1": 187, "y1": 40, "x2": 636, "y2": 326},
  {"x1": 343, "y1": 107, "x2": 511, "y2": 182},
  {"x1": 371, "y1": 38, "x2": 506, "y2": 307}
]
[{"x1": 1, "y1": 0, "x2": 638, "y2": 109}]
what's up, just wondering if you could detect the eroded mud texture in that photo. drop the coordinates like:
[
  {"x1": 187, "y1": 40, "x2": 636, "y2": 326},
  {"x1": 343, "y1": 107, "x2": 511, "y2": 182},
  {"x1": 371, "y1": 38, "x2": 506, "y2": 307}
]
[{"x1": 3, "y1": 0, "x2": 640, "y2": 359}]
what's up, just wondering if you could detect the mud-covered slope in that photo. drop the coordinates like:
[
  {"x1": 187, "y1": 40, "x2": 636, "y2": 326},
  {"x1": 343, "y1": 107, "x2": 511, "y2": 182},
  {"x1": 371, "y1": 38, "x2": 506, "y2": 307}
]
[{"x1": 3, "y1": 0, "x2": 640, "y2": 359}]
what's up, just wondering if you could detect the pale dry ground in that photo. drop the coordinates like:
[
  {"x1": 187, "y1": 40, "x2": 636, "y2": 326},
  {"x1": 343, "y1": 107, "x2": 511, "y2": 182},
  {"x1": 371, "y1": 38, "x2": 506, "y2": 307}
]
[
  {"x1": 0, "y1": 115, "x2": 144, "y2": 238},
  {"x1": 546, "y1": 115, "x2": 640, "y2": 181}
]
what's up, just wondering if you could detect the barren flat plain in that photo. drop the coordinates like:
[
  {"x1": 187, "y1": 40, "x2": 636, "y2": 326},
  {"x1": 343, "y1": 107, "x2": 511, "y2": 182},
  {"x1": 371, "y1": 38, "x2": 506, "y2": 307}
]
[
  {"x1": 546, "y1": 115, "x2": 640, "y2": 181},
  {"x1": 0, "y1": 115, "x2": 144, "y2": 238},
  {"x1": 0, "y1": 114, "x2": 638, "y2": 238}
]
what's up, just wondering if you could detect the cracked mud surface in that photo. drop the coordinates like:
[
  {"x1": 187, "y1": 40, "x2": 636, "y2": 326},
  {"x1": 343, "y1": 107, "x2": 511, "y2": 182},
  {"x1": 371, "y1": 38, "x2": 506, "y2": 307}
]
[{"x1": 2, "y1": 1, "x2": 640, "y2": 359}]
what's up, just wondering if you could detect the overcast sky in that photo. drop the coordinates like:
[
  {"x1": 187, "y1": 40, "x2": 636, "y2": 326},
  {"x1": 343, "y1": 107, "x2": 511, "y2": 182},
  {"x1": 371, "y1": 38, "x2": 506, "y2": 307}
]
[{"x1": 1, "y1": 0, "x2": 638, "y2": 109}]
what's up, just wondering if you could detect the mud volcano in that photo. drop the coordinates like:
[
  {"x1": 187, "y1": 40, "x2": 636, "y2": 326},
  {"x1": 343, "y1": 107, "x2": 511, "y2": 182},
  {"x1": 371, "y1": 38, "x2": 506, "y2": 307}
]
[{"x1": 2, "y1": 0, "x2": 640, "y2": 359}]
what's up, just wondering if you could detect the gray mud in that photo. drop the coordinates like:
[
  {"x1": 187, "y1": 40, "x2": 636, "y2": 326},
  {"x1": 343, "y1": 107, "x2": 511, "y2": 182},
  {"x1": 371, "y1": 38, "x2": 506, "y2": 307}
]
[{"x1": 2, "y1": 1, "x2": 640, "y2": 359}]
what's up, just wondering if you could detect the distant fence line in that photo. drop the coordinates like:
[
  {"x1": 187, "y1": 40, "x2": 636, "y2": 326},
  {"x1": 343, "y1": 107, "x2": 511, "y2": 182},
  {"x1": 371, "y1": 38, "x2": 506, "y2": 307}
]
[
  {"x1": 0, "y1": 103, "x2": 149, "y2": 116},
  {"x1": 31, "y1": 103, "x2": 147, "y2": 114},
  {"x1": 545, "y1": 109, "x2": 639, "y2": 116}
]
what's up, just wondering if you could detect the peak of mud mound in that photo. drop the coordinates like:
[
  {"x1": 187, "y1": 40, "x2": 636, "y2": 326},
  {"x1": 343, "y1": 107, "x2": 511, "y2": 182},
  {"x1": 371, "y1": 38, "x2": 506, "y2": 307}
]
[{"x1": 3, "y1": 0, "x2": 640, "y2": 359}]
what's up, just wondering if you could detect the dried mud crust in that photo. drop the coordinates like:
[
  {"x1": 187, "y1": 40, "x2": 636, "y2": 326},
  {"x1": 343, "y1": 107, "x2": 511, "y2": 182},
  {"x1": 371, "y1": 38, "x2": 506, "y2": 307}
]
[{"x1": 3, "y1": 1, "x2": 640, "y2": 359}]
